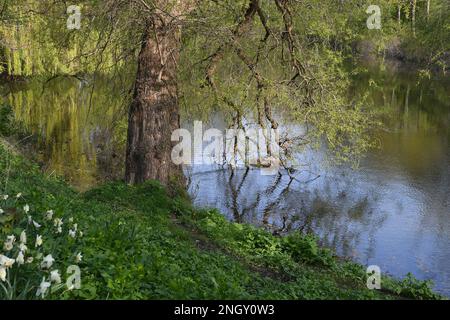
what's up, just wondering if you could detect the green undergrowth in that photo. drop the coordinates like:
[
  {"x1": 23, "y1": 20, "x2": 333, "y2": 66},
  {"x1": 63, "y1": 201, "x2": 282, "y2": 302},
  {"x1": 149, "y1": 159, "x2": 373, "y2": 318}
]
[{"x1": 0, "y1": 141, "x2": 442, "y2": 300}]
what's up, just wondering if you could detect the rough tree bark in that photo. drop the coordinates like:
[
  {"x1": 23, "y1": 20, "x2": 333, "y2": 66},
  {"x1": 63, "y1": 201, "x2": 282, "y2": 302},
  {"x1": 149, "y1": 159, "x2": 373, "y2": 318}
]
[{"x1": 125, "y1": 5, "x2": 184, "y2": 186}]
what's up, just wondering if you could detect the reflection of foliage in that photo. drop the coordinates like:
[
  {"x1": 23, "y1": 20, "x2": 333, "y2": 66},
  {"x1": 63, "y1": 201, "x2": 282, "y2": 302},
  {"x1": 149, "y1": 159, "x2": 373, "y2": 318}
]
[{"x1": 3, "y1": 73, "x2": 133, "y2": 189}]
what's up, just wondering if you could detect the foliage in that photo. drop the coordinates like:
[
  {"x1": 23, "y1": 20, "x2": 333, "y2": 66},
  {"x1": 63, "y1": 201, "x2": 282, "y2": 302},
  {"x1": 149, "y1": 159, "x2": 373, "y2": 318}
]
[{"x1": 0, "y1": 142, "x2": 442, "y2": 300}]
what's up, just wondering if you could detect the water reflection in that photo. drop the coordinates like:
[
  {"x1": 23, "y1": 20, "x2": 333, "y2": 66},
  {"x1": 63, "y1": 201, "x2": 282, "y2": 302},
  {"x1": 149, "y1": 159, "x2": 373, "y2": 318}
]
[
  {"x1": 187, "y1": 68, "x2": 450, "y2": 295},
  {"x1": 1, "y1": 75, "x2": 130, "y2": 190},
  {"x1": 1, "y1": 65, "x2": 450, "y2": 296}
]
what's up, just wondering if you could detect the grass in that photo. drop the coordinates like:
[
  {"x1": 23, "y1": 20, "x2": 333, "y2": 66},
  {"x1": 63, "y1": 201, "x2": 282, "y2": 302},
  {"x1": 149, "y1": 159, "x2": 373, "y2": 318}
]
[{"x1": 0, "y1": 140, "x2": 442, "y2": 300}]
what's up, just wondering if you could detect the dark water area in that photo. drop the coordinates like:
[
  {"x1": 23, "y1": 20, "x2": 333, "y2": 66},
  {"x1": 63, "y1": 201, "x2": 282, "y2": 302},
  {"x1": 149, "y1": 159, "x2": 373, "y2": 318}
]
[{"x1": 1, "y1": 63, "x2": 449, "y2": 295}]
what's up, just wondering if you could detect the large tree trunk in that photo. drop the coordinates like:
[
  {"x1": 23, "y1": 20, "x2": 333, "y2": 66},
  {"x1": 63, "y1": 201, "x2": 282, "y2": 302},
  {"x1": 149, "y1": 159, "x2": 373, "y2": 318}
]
[{"x1": 125, "y1": 17, "x2": 183, "y2": 186}]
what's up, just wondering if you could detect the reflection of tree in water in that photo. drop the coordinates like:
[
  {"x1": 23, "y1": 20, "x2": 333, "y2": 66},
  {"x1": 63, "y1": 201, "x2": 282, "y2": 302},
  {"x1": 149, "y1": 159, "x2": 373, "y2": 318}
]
[
  {"x1": 188, "y1": 164, "x2": 389, "y2": 260},
  {"x1": 4, "y1": 75, "x2": 129, "y2": 189}
]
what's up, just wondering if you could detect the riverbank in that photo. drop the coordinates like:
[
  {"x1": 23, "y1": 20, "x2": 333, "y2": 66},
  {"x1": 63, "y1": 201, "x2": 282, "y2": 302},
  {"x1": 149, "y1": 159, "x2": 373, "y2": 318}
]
[{"x1": 0, "y1": 140, "x2": 442, "y2": 300}]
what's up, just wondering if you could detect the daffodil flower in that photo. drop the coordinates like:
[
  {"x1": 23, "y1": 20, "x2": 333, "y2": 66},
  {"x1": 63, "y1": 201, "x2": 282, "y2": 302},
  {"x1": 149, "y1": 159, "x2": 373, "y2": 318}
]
[
  {"x1": 50, "y1": 270, "x2": 61, "y2": 284},
  {"x1": 26, "y1": 257, "x2": 33, "y2": 264},
  {"x1": 53, "y1": 218, "x2": 63, "y2": 227},
  {"x1": 16, "y1": 193, "x2": 22, "y2": 198},
  {"x1": 75, "y1": 252, "x2": 83, "y2": 263},
  {"x1": 0, "y1": 208, "x2": 4, "y2": 214},
  {"x1": 36, "y1": 277, "x2": 51, "y2": 298},
  {"x1": 0, "y1": 255, "x2": 15, "y2": 268},
  {"x1": 35, "y1": 235, "x2": 43, "y2": 248},
  {"x1": 20, "y1": 230, "x2": 27, "y2": 244},
  {"x1": 0, "y1": 267, "x2": 6, "y2": 282},
  {"x1": 3, "y1": 235, "x2": 16, "y2": 251},
  {"x1": 23, "y1": 204, "x2": 30, "y2": 213},
  {"x1": 45, "y1": 210, "x2": 54, "y2": 220},
  {"x1": 1, "y1": 195, "x2": 8, "y2": 201},
  {"x1": 16, "y1": 251, "x2": 25, "y2": 265},
  {"x1": 19, "y1": 243, "x2": 28, "y2": 252},
  {"x1": 33, "y1": 220, "x2": 41, "y2": 229},
  {"x1": 69, "y1": 229, "x2": 76, "y2": 238},
  {"x1": 41, "y1": 254, "x2": 54, "y2": 269}
]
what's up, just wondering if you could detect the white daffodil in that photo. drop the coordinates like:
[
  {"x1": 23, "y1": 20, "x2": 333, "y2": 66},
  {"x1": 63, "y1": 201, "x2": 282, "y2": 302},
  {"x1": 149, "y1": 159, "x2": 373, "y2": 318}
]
[
  {"x1": 23, "y1": 204, "x2": 29, "y2": 213},
  {"x1": 53, "y1": 218, "x2": 63, "y2": 227},
  {"x1": 3, "y1": 242, "x2": 13, "y2": 251},
  {"x1": 0, "y1": 255, "x2": 15, "y2": 268},
  {"x1": 4, "y1": 235, "x2": 15, "y2": 251},
  {"x1": 16, "y1": 251, "x2": 25, "y2": 265},
  {"x1": 0, "y1": 267, "x2": 6, "y2": 282},
  {"x1": 50, "y1": 270, "x2": 61, "y2": 284},
  {"x1": 73, "y1": 223, "x2": 78, "y2": 231},
  {"x1": 45, "y1": 210, "x2": 54, "y2": 220},
  {"x1": 20, "y1": 230, "x2": 27, "y2": 244},
  {"x1": 75, "y1": 252, "x2": 82, "y2": 263},
  {"x1": 0, "y1": 208, "x2": 4, "y2": 214},
  {"x1": 79, "y1": 231, "x2": 83, "y2": 238},
  {"x1": 68, "y1": 229, "x2": 76, "y2": 238},
  {"x1": 19, "y1": 243, "x2": 28, "y2": 252},
  {"x1": 35, "y1": 235, "x2": 43, "y2": 248},
  {"x1": 16, "y1": 193, "x2": 22, "y2": 198},
  {"x1": 36, "y1": 277, "x2": 51, "y2": 298},
  {"x1": 33, "y1": 220, "x2": 41, "y2": 229},
  {"x1": 28, "y1": 215, "x2": 32, "y2": 225},
  {"x1": 68, "y1": 217, "x2": 74, "y2": 223},
  {"x1": 26, "y1": 257, "x2": 33, "y2": 264},
  {"x1": 1, "y1": 195, "x2": 8, "y2": 201},
  {"x1": 41, "y1": 254, "x2": 54, "y2": 269}
]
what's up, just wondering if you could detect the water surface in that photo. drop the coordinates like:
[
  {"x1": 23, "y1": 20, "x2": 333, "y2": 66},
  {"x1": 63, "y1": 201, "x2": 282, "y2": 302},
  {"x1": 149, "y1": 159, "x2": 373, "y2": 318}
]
[{"x1": 2, "y1": 64, "x2": 449, "y2": 295}]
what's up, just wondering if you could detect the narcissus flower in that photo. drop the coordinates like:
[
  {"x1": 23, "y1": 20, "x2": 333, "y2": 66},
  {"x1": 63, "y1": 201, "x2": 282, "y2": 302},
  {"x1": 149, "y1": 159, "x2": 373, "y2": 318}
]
[
  {"x1": 4, "y1": 235, "x2": 16, "y2": 251},
  {"x1": 26, "y1": 257, "x2": 33, "y2": 264},
  {"x1": 50, "y1": 270, "x2": 61, "y2": 284},
  {"x1": 41, "y1": 254, "x2": 55, "y2": 269},
  {"x1": 69, "y1": 229, "x2": 76, "y2": 238},
  {"x1": 54, "y1": 218, "x2": 63, "y2": 233},
  {"x1": 33, "y1": 220, "x2": 41, "y2": 229},
  {"x1": 54, "y1": 218, "x2": 63, "y2": 227},
  {"x1": 75, "y1": 252, "x2": 82, "y2": 263},
  {"x1": 0, "y1": 208, "x2": 4, "y2": 214},
  {"x1": 35, "y1": 235, "x2": 43, "y2": 248},
  {"x1": 19, "y1": 243, "x2": 28, "y2": 252},
  {"x1": 45, "y1": 210, "x2": 54, "y2": 220},
  {"x1": 36, "y1": 277, "x2": 51, "y2": 298},
  {"x1": 23, "y1": 204, "x2": 29, "y2": 213},
  {"x1": 20, "y1": 230, "x2": 27, "y2": 244},
  {"x1": 1, "y1": 195, "x2": 8, "y2": 200},
  {"x1": 16, "y1": 193, "x2": 22, "y2": 198},
  {"x1": 16, "y1": 251, "x2": 25, "y2": 265},
  {"x1": 0, "y1": 267, "x2": 6, "y2": 282},
  {"x1": 0, "y1": 254, "x2": 15, "y2": 268}
]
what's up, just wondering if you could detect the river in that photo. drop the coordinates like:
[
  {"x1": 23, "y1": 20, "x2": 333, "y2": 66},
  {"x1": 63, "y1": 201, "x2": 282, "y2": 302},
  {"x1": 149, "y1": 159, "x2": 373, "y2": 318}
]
[{"x1": 1, "y1": 62, "x2": 449, "y2": 296}]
